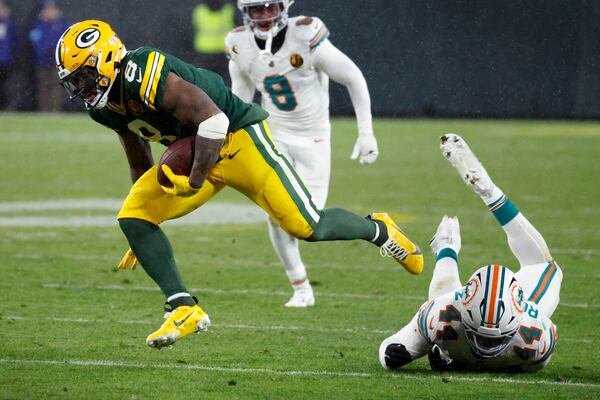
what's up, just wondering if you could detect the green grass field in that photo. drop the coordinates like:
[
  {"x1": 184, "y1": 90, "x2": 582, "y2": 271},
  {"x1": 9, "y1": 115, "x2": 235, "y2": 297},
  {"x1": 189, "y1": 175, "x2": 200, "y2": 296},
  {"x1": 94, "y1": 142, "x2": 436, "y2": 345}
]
[{"x1": 0, "y1": 113, "x2": 599, "y2": 399}]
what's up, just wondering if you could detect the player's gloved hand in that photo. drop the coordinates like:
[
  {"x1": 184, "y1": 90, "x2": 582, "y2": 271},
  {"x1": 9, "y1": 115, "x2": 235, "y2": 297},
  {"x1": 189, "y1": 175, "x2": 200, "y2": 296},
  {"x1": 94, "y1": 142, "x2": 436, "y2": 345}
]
[
  {"x1": 429, "y1": 215, "x2": 461, "y2": 255},
  {"x1": 160, "y1": 165, "x2": 200, "y2": 197},
  {"x1": 351, "y1": 135, "x2": 379, "y2": 164},
  {"x1": 118, "y1": 248, "x2": 139, "y2": 271}
]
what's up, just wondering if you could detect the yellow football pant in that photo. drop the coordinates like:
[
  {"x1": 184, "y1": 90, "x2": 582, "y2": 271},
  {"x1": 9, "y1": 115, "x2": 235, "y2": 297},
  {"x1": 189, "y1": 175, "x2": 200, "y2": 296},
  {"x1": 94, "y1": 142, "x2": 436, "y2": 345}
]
[{"x1": 117, "y1": 121, "x2": 320, "y2": 239}]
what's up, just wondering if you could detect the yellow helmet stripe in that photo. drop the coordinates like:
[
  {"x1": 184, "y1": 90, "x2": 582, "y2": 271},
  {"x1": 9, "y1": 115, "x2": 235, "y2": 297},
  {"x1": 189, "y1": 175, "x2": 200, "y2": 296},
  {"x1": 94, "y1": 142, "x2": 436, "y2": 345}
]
[{"x1": 139, "y1": 51, "x2": 166, "y2": 110}]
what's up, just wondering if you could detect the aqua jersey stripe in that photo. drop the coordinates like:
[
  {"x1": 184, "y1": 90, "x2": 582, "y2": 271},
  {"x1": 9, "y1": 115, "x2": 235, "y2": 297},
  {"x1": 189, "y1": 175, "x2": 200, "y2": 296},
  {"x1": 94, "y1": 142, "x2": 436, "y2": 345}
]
[
  {"x1": 244, "y1": 123, "x2": 320, "y2": 225},
  {"x1": 309, "y1": 29, "x2": 329, "y2": 50},
  {"x1": 491, "y1": 198, "x2": 519, "y2": 226},
  {"x1": 528, "y1": 261, "x2": 558, "y2": 304},
  {"x1": 537, "y1": 324, "x2": 556, "y2": 364},
  {"x1": 418, "y1": 301, "x2": 435, "y2": 343}
]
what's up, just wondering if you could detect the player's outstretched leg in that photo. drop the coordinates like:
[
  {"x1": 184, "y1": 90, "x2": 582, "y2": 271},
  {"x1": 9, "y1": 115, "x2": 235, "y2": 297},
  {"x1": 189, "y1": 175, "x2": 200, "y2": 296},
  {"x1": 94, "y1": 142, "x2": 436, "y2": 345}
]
[
  {"x1": 119, "y1": 218, "x2": 211, "y2": 349},
  {"x1": 369, "y1": 213, "x2": 424, "y2": 274},
  {"x1": 305, "y1": 209, "x2": 424, "y2": 274},
  {"x1": 267, "y1": 217, "x2": 315, "y2": 307},
  {"x1": 440, "y1": 133, "x2": 552, "y2": 267},
  {"x1": 440, "y1": 133, "x2": 562, "y2": 317}
]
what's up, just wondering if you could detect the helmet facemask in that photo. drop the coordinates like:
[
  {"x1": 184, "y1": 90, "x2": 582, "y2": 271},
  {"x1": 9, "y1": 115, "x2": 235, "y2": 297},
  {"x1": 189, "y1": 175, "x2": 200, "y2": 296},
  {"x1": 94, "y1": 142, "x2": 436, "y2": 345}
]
[
  {"x1": 463, "y1": 315, "x2": 517, "y2": 358},
  {"x1": 59, "y1": 53, "x2": 116, "y2": 110}
]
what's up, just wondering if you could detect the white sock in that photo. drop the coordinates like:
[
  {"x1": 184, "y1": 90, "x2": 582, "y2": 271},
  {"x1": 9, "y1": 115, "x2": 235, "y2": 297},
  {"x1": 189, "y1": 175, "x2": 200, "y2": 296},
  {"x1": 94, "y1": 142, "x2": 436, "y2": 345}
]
[{"x1": 481, "y1": 185, "x2": 504, "y2": 205}]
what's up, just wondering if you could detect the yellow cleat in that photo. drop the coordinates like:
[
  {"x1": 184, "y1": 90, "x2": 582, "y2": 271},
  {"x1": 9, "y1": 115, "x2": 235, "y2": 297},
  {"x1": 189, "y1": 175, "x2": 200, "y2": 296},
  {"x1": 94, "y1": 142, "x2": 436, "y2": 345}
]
[
  {"x1": 370, "y1": 212, "x2": 424, "y2": 274},
  {"x1": 146, "y1": 304, "x2": 210, "y2": 349}
]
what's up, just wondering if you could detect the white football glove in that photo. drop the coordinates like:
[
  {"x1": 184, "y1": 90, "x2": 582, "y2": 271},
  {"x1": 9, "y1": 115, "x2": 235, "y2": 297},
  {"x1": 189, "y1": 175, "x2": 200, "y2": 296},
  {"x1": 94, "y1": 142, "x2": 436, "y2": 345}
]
[
  {"x1": 351, "y1": 135, "x2": 379, "y2": 164},
  {"x1": 429, "y1": 215, "x2": 461, "y2": 255}
]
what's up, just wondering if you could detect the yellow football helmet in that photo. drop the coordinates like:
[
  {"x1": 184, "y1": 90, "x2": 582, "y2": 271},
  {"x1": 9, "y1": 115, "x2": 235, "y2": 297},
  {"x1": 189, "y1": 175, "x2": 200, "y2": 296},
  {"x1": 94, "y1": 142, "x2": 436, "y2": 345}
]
[{"x1": 55, "y1": 20, "x2": 126, "y2": 109}]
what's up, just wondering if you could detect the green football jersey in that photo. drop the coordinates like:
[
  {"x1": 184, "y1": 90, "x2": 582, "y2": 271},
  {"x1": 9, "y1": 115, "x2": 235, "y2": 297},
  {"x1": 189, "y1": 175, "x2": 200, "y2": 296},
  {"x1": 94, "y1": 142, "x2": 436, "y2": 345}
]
[{"x1": 89, "y1": 46, "x2": 268, "y2": 146}]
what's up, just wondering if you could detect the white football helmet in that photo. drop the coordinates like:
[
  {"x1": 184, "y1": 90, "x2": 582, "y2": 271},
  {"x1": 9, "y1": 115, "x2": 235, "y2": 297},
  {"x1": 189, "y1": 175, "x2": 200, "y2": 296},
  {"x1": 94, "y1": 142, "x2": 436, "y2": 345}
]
[
  {"x1": 237, "y1": 0, "x2": 294, "y2": 40},
  {"x1": 461, "y1": 264, "x2": 524, "y2": 358}
]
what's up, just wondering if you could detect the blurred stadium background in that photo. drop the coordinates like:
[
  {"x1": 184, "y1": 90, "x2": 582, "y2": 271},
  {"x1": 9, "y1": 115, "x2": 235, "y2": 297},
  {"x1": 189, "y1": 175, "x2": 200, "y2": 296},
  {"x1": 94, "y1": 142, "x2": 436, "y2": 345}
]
[{"x1": 3, "y1": 0, "x2": 600, "y2": 118}]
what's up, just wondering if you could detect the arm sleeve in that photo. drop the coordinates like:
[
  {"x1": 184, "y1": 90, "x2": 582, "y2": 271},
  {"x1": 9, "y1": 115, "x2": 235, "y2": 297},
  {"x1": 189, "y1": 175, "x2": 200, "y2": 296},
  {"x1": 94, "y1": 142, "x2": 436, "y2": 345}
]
[
  {"x1": 228, "y1": 60, "x2": 255, "y2": 103},
  {"x1": 522, "y1": 319, "x2": 558, "y2": 372},
  {"x1": 313, "y1": 40, "x2": 373, "y2": 136}
]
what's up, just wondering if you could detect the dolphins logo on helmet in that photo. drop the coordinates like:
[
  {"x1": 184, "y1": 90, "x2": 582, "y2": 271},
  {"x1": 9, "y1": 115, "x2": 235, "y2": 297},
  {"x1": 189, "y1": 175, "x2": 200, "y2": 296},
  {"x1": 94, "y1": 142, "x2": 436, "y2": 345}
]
[
  {"x1": 55, "y1": 20, "x2": 126, "y2": 109},
  {"x1": 237, "y1": 0, "x2": 294, "y2": 40},
  {"x1": 461, "y1": 264, "x2": 524, "y2": 358}
]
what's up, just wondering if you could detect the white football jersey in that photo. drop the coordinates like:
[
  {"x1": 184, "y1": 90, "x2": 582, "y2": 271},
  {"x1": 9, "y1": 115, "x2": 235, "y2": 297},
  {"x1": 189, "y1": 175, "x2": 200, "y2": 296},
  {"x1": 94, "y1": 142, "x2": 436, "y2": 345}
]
[
  {"x1": 225, "y1": 16, "x2": 331, "y2": 136},
  {"x1": 416, "y1": 289, "x2": 558, "y2": 371}
]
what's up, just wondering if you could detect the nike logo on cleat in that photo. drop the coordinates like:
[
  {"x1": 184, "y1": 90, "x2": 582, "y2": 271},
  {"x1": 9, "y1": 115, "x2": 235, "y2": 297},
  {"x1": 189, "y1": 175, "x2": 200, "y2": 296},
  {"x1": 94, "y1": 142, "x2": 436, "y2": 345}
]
[
  {"x1": 173, "y1": 312, "x2": 194, "y2": 327},
  {"x1": 227, "y1": 149, "x2": 241, "y2": 159}
]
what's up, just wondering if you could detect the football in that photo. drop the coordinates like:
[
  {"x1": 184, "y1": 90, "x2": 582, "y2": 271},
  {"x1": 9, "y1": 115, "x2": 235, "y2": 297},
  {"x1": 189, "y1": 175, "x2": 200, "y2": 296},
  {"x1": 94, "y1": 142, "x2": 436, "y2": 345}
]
[{"x1": 157, "y1": 136, "x2": 195, "y2": 187}]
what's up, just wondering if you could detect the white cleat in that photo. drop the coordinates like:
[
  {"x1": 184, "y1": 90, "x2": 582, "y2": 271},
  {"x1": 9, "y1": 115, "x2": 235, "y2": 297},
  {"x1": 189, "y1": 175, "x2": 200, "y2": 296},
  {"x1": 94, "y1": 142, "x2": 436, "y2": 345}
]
[
  {"x1": 429, "y1": 215, "x2": 461, "y2": 255},
  {"x1": 440, "y1": 133, "x2": 495, "y2": 198},
  {"x1": 284, "y1": 285, "x2": 315, "y2": 308}
]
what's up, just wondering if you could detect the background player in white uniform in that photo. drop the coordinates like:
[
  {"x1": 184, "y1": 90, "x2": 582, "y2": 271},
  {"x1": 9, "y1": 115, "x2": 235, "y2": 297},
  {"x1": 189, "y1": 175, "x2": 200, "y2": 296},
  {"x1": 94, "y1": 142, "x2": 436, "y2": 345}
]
[
  {"x1": 379, "y1": 134, "x2": 562, "y2": 372},
  {"x1": 226, "y1": 0, "x2": 378, "y2": 307}
]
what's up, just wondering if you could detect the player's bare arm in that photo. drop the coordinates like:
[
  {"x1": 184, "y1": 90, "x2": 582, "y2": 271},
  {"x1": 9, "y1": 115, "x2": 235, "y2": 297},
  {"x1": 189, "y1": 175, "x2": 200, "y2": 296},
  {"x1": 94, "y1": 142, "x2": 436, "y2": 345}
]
[
  {"x1": 161, "y1": 72, "x2": 225, "y2": 189},
  {"x1": 116, "y1": 129, "x2": 153, "y2": 183}
]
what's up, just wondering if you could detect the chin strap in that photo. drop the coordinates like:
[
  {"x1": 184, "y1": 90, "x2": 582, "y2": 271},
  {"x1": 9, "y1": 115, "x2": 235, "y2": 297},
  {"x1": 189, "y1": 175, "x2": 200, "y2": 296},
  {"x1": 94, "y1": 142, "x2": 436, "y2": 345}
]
[{"x1": 259, "y1": 31, "x2": 274, "y2": 57}]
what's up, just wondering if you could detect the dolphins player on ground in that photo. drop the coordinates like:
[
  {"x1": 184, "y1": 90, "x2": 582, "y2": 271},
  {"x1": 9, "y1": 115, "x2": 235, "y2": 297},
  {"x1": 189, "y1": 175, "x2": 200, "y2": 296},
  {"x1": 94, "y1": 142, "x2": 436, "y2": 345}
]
[{"x1": 379, "y1": 134, "x2": 562, "y2": 372}]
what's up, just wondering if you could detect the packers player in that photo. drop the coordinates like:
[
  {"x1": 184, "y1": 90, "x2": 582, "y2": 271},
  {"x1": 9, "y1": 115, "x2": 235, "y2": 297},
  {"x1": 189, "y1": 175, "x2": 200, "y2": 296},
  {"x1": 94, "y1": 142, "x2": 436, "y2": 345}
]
[
  {"x1": 226, "y1": 0, "x2": 379, "y2": 307},
  {"x1": 379, "y1": 134, "x2": 562, "y2": 372},
  {"x1": 55, "y1": 20, "x2": 423, "y2": 349}
]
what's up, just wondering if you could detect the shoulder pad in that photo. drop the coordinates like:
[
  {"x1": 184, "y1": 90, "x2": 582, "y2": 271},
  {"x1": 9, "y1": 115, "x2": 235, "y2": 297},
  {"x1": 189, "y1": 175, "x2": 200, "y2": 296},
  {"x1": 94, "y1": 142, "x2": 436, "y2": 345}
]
[
  {"x1": 295, "y1": 16, "x2": 314, "y2": 27},
  {"x1": 225, "y1": 29, "x2": 248, "y2": 61},
  {"x1": 226, "y1": 25, "x2": 248, "y2": 43},
  {"x1": 512, "y1": 313, "x2": 557, "y2": 364},
  {"x1": 291, "y1": 16, "x2": 329, "y2": 51},
  {"x1": 417, "y1": 292, "x2": 464, "y2": 343},
  {"x1": 126, "y1": 46, "x2": 153, "y2": 61}
]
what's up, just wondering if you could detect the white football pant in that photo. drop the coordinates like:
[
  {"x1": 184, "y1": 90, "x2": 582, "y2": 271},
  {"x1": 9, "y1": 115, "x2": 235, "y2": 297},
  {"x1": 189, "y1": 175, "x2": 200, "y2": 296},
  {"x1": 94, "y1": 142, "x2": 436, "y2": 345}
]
[{"x1": 267, "y1": 131, "x2": 331, "y2": 285}]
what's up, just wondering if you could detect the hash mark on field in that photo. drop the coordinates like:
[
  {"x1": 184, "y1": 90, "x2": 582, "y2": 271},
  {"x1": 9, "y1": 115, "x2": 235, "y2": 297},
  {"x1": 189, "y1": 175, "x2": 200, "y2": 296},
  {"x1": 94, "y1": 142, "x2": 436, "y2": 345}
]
[
  {"x1": 2, "y1": 316, "x2": 593, "y2": 343},
  {"x1": 1, "y1": 358, "x2": 598, "y2": 388}
]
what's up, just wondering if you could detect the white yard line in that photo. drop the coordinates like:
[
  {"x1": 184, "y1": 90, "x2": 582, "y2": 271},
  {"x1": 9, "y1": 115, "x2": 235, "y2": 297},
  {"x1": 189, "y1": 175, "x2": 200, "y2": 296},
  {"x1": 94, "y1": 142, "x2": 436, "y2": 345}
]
[
  {"x1": 2, "y1": 315, "x2": 592, "y2": 343},
  {"x1": 0, "y1": 200, "x2": 264, "y2": 226},
  {"x1": 38, "y1": 283, "x2": 599, "y2": 308},
  {"x1": 0, "y1": 358, "x2": 598, "y2": 388}
]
